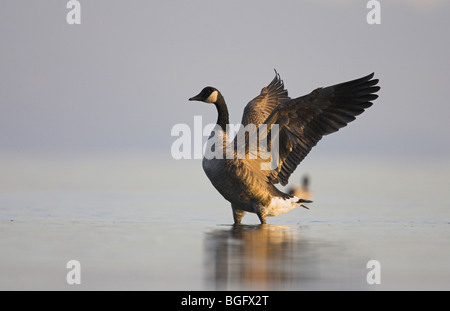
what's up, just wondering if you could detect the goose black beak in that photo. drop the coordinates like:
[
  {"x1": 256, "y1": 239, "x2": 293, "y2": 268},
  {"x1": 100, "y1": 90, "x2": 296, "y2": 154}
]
[{"x1": 189, "y1": 93, "x2": 202, "y2": 101}]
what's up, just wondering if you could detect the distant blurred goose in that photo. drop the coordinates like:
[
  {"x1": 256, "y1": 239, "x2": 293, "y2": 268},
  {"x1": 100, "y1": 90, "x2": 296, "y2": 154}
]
[
  {"x1": 189, "y1": 71, "x2": 379, "y2": 224},
  {"x1": 288, "y1": 175, "x2": 312, "y2": 202}
]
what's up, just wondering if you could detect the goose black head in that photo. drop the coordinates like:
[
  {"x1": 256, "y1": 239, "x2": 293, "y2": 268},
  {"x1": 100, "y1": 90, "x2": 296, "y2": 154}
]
[{"x1": 189, "y1": 86, "x2": 219, "y2": 104}]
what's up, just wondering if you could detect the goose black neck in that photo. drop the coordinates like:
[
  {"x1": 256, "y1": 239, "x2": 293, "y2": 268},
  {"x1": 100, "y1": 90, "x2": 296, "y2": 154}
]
[{"x1": 214, "y1": 93, "x2": 229, "y2": 130}]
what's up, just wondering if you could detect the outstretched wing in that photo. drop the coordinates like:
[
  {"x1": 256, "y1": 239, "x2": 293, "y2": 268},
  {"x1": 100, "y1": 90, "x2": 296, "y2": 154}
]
[
  {"x1": 262, "y1": 73, "x2": 380, "y2": 186},
  {"x1": 241, "y1": 71, "x2": 291, "y2": 127}
]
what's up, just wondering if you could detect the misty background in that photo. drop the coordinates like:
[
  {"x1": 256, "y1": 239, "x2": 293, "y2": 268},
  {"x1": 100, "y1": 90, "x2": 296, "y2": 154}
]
[{"x1": 1, "y1": 0, "x2": 449, "y2": 159}]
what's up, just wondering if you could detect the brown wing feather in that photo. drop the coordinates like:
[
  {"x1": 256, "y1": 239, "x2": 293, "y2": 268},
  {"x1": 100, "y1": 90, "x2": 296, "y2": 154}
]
[
  {"x1": 263, "y1": 73, "x2": 380, "y2": 186},
  {"x1": 241, "y1": 71, "x2": 290, "y2": 127}
]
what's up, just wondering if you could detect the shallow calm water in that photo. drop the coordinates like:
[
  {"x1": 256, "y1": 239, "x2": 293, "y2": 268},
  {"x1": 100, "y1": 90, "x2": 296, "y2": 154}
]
[{"x1": 0, "y1": 153, "x2": 449, "y2": 290}]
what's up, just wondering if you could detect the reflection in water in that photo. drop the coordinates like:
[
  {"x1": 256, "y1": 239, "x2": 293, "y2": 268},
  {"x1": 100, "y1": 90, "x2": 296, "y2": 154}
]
[{"x1": 204, "y1": 224, "x2": 319, "y2": 290}]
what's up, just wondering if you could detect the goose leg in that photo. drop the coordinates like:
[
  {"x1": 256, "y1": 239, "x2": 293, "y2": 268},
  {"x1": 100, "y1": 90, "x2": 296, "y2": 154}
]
[
  {"x1": 254, "y1": 204, "x2": 267, "y2": 225},
  {"x1": 231, "y1": 205, "x2": 246, "y2": 224},
  {"x1": 256, "y1": 213, "x2": 266, "y2": 225}
]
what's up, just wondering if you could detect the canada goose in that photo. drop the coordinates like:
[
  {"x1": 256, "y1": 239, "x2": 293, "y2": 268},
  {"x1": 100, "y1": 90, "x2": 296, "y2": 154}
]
[
  {"x1": 189, "y1": 71, "x2": 379, "y2": 224},
  {"x1": 288, "y1": 175, "x2": 312, "y2": 201}
]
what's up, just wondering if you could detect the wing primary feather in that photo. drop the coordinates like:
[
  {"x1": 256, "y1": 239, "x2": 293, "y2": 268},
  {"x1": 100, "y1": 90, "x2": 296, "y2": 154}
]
[{"x1": 262, "y1": 73, "x2": 379, "y2": 186}]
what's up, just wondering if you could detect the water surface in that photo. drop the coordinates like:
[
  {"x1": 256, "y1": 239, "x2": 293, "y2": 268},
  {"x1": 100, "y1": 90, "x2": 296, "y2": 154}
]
[{"x1": 1, "y1": 153, "x2": 449, "y2": 290}]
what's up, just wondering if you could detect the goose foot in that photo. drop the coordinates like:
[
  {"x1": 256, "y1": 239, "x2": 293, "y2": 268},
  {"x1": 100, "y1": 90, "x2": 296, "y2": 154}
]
[
  {"x1": 231, "y1": 205, "x2": 246, "y2": 224},
  {"x1": 257, "y1": 213, "x2": 266, "y2": 224}
]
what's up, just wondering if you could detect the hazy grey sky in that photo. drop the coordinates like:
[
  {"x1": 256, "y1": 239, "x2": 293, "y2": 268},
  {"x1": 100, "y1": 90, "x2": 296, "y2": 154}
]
[{"x1": 1, "y1": 0, "x2": 449, "y2": 158}]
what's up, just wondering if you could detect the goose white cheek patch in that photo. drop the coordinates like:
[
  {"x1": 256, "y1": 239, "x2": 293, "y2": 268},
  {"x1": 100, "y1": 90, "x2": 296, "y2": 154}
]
[{"x1": 205, "y1": 90, "x2": 218, "y2": 103}]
